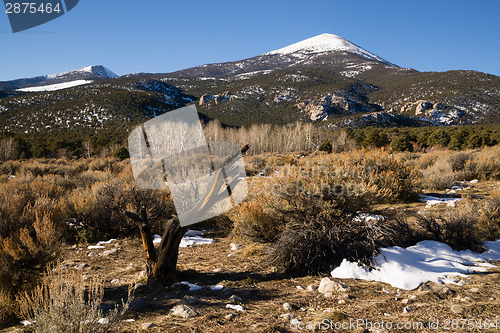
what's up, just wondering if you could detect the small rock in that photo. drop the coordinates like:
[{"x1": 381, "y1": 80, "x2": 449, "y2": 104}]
[
  {"x1": 229, "y1": 295, "x2": 242, "y2": 303},
  {"x1": 134, "y1": 282, "x2": 147, "y2": 293},
  {"x1": 307, "y1": 285, "x2": 317, "y2": 292},
  {"x1": 88, "y1": 252, "x2": 98, "y2": 257},
  {"x1": 418, "y1": 283, "x2": 432, "y2": 291},
  {"x1": 180, "y1": 296, "x2": 199, "y2": 305},
  {"x1": 280, "y1": 313, "x2": 293, "y2": 320},
  {"x1": 213, "y1": 268, "x2": 221, "y2": 272},
  {"x1": 129, "y1": 299, "x2": 147, "y2": 312},
  {"x1": 97, "y1": 318, "x2": 109, "y2": 324},
  {"x1": 409, "y1": 295, "x2": 417, "y2": 300},
  {"x1": 470, "y1": 287, "x2": 480, "y2": 293},
  {"x1": 401, "y1": 299, "x2": 412, "y2": 305},
  {"x1": 230, "y1": 243, "x2": 243, "y2": 251},
  {"x1": 223, "y1": 287, "x2": 234, "y2": 295},
  {"x1": 338, "y1": 299, "x2": 346, "y2": 304},
  {"x1": 324, "y1": 292, "x2": 333, "y2": 298},
  {"x1": 170, "y1": 304, "x2": 198, "y2": 318},
  {"x1": 225, "y1": 313, "x2": 236, "y2": 321},
  {"x1": 451, "y1": 304, "x2": 465, "y2": 314},
  {"x1": 403, "y1": 306, "x2": 413, "y2": 313},
  {"x1": 318, "y1": 277, "x2": 349, "y2": 293},
  {"x1": 74, "y1": 263, "x2": 88, "y2": 270},
  {"x1": 102, "y1": 248, "x2": 118, "y2": 256},
  {"x1": 338, "y1": 294, "x2": 352, "y2": 300},
  {"x1": 442, "y1": 287, "x2": 454, "y2": 295},
  {"x1": 110, "y1": 279, "x2": 123, "y2": 284},
  {"x1": 141, "y1": 322, "x2": 156, "y2": 330},
  {"x1": 171, "y1": 282, "x2": 189, "y2": 291},
  {"x1": 469, "y1": 179, "x2": 478, "y2": 184},
  {"x1": 283, "y1": 302, "x2": 292, "y2": 311},
  {"x1": 460, "y1": 297, "x2": 471, "y2": 302},
  {"x1": 296, "y1": 285, "x2": 304, "y2": 290}
]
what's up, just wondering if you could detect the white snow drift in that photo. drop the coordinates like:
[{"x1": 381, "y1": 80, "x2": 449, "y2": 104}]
[
  {"x1": 331, "y1": 239, "x2": 500, "y2": 290},
  {"x1": 17, "y1": 80, "x2": 93, "y2": 92}
]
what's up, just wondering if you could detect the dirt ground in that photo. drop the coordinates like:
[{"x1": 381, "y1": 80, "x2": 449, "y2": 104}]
[{"x1": 5, "y1": 182, "x2": 500, "y2": 332}]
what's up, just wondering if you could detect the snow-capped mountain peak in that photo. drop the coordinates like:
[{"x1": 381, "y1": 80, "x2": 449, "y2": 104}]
[
  {"x1": 265, "y1": 33, "x2": 388, "y2": 63},
  {"x1": 0, "y1": 65, "x2": 118, "y2": 91},
  {"x1": 47, "y1": 65, "x2": 118, "y2": 79}
]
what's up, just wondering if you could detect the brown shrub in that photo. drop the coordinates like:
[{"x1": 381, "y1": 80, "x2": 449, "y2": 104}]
[
  {"x1": 267, "y1": 195, "x2": 394, "y2": 275},
  {"x1": 230, "y1": 198, "x2": 282, "y2": 243},
  {"x1": 0, "y1": 288, "x2": 16, "y2": 328},
  {"x1": 416, "y1": 199, "x2": 484, "y2": 252},
  {"x1": 17, "y1": 265, "x2": 129, "y2": 333}
]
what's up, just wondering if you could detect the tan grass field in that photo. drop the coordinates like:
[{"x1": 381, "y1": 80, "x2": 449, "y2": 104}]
[{"x1": 1, "y1": 147, "x2": 499, "y2": 332}]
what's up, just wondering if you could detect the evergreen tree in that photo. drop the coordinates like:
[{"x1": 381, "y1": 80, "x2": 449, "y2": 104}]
[{"x1": 318, "y1": 139, "x2": 332, "y2": 153}]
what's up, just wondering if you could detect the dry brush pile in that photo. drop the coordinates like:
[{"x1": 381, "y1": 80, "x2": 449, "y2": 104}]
[{"x1": 0, "y1": 158, "x2": 173, "y2": 328}]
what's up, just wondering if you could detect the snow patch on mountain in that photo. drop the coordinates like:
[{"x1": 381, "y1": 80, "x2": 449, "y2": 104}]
[
  {"x1": 265, "y1": 33, "x2": 388, "y2": 63},
  {"x1": 17, "y1": 80, "x2": 93, "y2": 92}
]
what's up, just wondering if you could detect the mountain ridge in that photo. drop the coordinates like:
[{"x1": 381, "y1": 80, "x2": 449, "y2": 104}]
[{"x1": 0, "y1": 33, "x2": 498, "y2": 134}]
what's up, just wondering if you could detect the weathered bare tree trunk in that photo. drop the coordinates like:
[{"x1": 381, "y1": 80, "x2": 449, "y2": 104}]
[
  {"x1": 126, "y1": 144, "x2": 250, "y2": 287},
  {"x1": 125, "y1": 209, "x2": 186, "y2": 287}
]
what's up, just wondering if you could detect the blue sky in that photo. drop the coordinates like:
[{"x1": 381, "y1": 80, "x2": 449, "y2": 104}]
[{"x1": 1, "y1": 0, "x2": 499, "y2": 80}]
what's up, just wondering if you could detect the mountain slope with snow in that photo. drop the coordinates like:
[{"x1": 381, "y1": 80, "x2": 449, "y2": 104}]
[
  {"x1": 0, "y1": 65, "x2": 118, "y2": 91},
  {"x1": 146, "y1": 33, "x2": 401, "y2": 80}
]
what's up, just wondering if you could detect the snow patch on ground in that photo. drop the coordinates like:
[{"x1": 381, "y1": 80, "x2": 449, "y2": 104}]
[
  {"x1": 418, "y1": 194, "x2": 463, "y2": 207},
  {"x1": 331, "y1": 239, "x2": 500, "y2": 290},
  {"x1": 87, "y1": 245, "x2": 105, "y2": 250},
  {"x1": 210, "y1": 284, "x2": 224, "y2": 291},
  {"x1": 152, "y1": 229, "x2": 215, "y2": 247},
  {"x1": 353, "y1": 213, "x2": 385, "y2": 223},
  {"x1": 17, "y1": 80, "x2": 93, "y2": 92},
  {"x1": 180, "y1": 281, "x2": 202, "y2": 291},
  {"x1": 97, "y1": 238, "x2": 117, "y2": 246},
  {"x1": 226, "y1": 304, "x2": 245, "y2": 312}
]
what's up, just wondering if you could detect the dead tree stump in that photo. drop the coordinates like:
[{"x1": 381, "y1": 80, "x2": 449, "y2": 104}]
[{"x1": 125, "y1": 208, "x2": 186, "y2": 287}]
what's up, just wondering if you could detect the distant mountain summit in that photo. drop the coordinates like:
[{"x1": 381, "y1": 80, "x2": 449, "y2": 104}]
[
  {"x1": 0, "y1": 65, "x2": 118, "y2": 91},
  {"x1": 46, "y1": 65, "x2": 118, "y2": 80},
  {"x1": 265, "y1": 33, "x2": 390, "y2": 64},
  {"x1": 156, "y1": 33, "x2": 400, "y2": 80}
]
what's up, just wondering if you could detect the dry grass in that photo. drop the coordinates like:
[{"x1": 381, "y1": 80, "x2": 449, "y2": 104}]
[
  {"x1": 17, "y1": 264, "x2": 129, "y2": 333},
  {"x1": 0, "y1": 148, "x2": 498, "y2": 331},
  {"x1": 412, "y1": 146, "x2": 500, "y2": 190}
]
